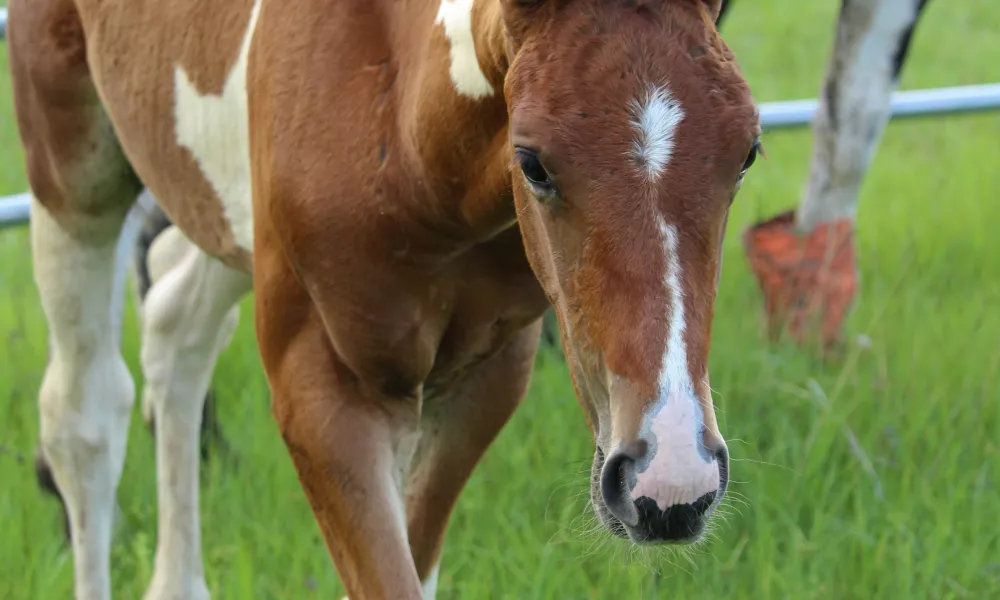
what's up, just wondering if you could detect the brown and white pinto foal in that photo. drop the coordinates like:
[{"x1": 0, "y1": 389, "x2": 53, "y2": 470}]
[{"x1": 8, "y1": 0, "x2": 759, "y2": 597}]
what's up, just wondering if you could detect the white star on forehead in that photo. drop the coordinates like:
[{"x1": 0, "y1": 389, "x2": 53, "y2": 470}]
[{"x1": 629, "y1": 85, "x2": 685, "y2": 182}]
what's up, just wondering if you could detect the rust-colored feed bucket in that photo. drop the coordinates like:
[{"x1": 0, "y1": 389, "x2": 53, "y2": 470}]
[{"x1": 741, "y1": 209, "x2": 857, "y2": 349}]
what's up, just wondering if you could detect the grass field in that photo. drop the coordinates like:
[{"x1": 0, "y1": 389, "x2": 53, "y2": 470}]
[{"x1": 2, "y1": 1, "x2": 999, "y2": 598}]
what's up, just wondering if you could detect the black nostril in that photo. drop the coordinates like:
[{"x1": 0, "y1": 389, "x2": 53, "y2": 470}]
[
  {"x1": 693, "y1": 490, "x2": 717, "y2": 514},
  {"x1": 715, "y1": 446, "x2": 730, "y2": 491},
  {"x1": 600, "y1": 451, "x2": 639, "y2": 527},
  {"x1": 635, "y1": 490, "x2": 716, "y2": 541}
]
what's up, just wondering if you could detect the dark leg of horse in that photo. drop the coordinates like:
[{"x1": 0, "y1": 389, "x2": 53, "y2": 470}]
[
  {"x1": 404, "y1": 322, "x2": 542, "y2": 598},
  {"x1": 743, "y1": 0, "x2": 930, "y2": 348}
]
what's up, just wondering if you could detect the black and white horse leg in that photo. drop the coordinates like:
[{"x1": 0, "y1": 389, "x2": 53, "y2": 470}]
[{"x1": 796, "y1": 0, "x2": 929, "y2": 231}]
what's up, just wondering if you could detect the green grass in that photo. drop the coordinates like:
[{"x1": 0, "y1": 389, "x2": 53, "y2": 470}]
[{"x1": 2, "y1": 0, "x2": 999, "y2": 598}]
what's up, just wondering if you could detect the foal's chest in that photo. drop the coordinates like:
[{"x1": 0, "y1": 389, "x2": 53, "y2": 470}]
[{"x1": 426, "y1": 228, "x2": 550, "y2": 384}]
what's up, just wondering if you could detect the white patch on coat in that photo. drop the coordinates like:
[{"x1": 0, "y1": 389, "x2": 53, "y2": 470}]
[
  {"x1": 435, "y1": 0, "x2": 494, "y2": 99},
  {"x1": 630, "y1": 218, "x2": 719, "y2": 511},
  {"x1": 173, "y1": 0, "x2": 262, "y2": 253},
  {"x1": 629, "y1": 85, "x2": 685, "y2": 182}
]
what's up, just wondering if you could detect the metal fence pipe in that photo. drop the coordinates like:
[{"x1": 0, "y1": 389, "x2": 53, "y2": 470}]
[
  {"x1": 0, "y1": 193, "x2": 31, "y2": 230},
  {"x1": 760, "y1": 83, "x2": 1000, "y2": 129}
]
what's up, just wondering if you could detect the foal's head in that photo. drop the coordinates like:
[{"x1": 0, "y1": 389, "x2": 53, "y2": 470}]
[{"x1": 501, "y1": 0, "x2": 759, "y2": 544}]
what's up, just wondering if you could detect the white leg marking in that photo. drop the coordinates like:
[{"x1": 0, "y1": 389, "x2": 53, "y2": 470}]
[
  {"x1": 31, "y1": 198, "x2": 136, "y2": 600},
  {"x1": 141, "y1": 230, "x2": 251, "y2": 600},
  {"x1": 798, "y1": 0, "x2": 922, "y2": 229},
  {"x1": 173, "y1": 0, "x2": 262, "y2": 252},
  {"x1": 631, "y1": 219, "x2": 718, "y2": 511},
  {"x1": 139, "y1": 225, "x2": 192, "y2": 423},
  {"x1": 435, "y1": 0, "x2": 494, "y2": 99},
  {"x1": 422, "y1": 562, "x2": 441, "y2": 600},
  {"x1": 629, "y1": 85, "x2": 685, "y2": 183},
  {"x1": 337, "y1": 564, "x2": 439, "y2": 600}
]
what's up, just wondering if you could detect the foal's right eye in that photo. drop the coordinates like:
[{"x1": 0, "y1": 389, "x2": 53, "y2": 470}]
[{"x1": 515, "y1": 148, "x2": 557, "y2": 197}]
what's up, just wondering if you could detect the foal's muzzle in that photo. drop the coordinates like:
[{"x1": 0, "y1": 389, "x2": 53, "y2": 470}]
[{"x1": 595, "y1": 442, "x2": 729, "y2": 544}]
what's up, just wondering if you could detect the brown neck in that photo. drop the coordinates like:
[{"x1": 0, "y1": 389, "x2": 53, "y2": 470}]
[
  {"x1": 403, "y1": 0, "x2": 515, "y2": 244},
  {"x1": 474, "y1": 0, "x2": 511, "y2": 84}
]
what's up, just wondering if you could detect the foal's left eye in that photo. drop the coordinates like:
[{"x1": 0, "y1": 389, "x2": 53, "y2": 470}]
[{"x1": 515, "y1": 148, "x2": 557, "y2": 197}]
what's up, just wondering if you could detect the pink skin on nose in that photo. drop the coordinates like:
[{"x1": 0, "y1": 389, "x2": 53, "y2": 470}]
[
  {"x1": 628, "y1": 219, "x2": 719, "y2": 511},
  {"x1": 631, "y1": 395, "x2": 719, "y2": 511}
]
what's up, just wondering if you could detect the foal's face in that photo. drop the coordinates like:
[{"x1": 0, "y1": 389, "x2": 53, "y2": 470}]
[{"x1": 503, "y1": 0, "x2": 760, "y2": 544}]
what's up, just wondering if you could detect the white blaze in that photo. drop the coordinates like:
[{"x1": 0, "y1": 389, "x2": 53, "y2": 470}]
[
  {"x1": 629, "y1": 220, "x2": 719, "y2": 510},
  {"x1": 657, "y1": 220, "x2": 690, "y2": 396},
  {"x1": 173, "y1": 0, "x2": 262, "y2": 253}
]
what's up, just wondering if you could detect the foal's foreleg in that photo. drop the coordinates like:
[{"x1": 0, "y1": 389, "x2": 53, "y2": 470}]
[
  {"x1": 256, "y1": 288, "x2": 426, "y2": 598},
  {"x1": 138, "y1": 227, "x2": 250, "y2": 600},
  {"x1": 405, "y1": 322, "x2": 542, "y2": 599},
  {"x1": 796, "y1": 0, "x2": 929, "y2": 230}
]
